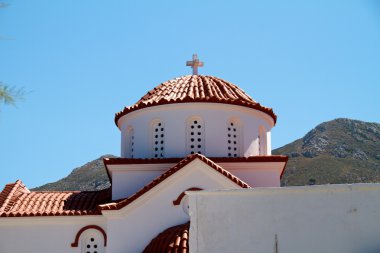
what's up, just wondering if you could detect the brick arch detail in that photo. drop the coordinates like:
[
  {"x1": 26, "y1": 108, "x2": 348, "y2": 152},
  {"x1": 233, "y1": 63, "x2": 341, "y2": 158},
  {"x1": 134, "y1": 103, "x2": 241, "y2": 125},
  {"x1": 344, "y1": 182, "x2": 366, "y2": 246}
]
[
  {"x1": 71, "y1": 225, "x2": 107, "y2": 247},
  {"x1": 172, "y1": 187, "x2": 203, "y2": 206}
]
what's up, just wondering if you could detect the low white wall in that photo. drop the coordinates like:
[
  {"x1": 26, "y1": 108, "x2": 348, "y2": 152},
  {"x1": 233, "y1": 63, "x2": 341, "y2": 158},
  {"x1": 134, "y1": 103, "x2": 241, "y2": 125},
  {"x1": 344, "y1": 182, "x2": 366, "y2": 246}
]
[
  {"x1": 188, "y1": 184, "x2": 380, "y2": 253},
  {"x1": 0, "y1": 216, "x2": 106, "y2": 253}
]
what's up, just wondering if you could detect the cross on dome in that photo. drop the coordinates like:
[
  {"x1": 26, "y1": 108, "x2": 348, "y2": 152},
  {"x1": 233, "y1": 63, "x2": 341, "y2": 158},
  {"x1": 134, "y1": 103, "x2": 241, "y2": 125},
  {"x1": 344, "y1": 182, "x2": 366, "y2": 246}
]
[{"x1": 186, "y1": 54, "x2": 204, "y2": 75}]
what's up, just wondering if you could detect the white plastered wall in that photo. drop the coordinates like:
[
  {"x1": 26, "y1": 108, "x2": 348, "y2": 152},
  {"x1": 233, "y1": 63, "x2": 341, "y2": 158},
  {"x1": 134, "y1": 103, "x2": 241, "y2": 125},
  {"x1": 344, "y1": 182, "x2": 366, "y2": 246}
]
[
  {"x1": 188, "y1": 184, "x2": 380, "y2": 253},
  {"x1": 103, "y1": 159, "x2": 243, "y2": 253},
  {"x1": 218, "y1": 161, "x2": 285, "y2": 187},
  {"x1": 118, "y1": 103, "x2": 274, "y2": 158},
  {"x1": 108, "y1": 163, "x2": 175, "y2": 200},
  {"x1": 0, "y1": 216, "x2": 106, "y2": 253},
  {"x1": 108, "y1": 161, "x2": 285, "y2": 200}
]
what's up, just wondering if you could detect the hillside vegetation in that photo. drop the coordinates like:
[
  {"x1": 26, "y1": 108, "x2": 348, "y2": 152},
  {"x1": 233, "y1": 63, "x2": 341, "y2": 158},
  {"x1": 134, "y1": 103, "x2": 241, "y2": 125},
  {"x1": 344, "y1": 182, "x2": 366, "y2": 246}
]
[{"x1": 274, "y1": 118, "x2": 380, "y2": 186}]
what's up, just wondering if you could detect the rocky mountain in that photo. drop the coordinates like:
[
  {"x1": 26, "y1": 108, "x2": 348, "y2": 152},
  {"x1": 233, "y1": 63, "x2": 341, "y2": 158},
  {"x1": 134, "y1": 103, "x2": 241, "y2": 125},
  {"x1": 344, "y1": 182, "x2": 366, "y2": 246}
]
[
  {"x1": 32, "y1": 155, "x2": 115, "y2": 191},
  {"x1": 34, "y1": 118, "x2": 380, "y2": 191},
  {"x1": 274, "y1": 118, "x2": 380, "y2": 186}
]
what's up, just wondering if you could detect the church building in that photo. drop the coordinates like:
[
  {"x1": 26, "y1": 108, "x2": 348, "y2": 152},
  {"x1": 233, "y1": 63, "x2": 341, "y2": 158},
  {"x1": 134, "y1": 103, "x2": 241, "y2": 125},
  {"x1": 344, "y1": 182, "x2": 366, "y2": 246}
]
[{"x1": 0, "y1": 55, "x2": 288, "y2": 253}]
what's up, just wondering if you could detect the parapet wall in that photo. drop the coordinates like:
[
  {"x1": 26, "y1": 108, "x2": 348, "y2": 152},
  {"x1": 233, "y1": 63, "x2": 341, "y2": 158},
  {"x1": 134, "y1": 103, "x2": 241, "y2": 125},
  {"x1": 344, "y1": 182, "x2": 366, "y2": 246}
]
[{"x1": 188, "y1": 184, "x2": 380, "y2": 253}]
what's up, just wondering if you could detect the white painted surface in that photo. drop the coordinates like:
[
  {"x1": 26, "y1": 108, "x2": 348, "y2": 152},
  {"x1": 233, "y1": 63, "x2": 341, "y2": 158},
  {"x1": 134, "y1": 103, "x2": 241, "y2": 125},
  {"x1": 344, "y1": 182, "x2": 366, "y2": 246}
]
[
  {"x1": 108, "y1": 160, "x2": 284, "y2": 200},
  {"x1": 104, "y1": 159, "x2": 243, "y2": 253},
  {"x1": 0, "y1": 217, "x2": 106, "y2": 253},
  {"x1": 108, "y1": 163, "x2": 176, "y2": 200},
  {"x1": 188, "y1": 184, "x2": 380, "y2": 253},
  {"x1": 0, "y1": 158, "x2": 245, "y2": 253},
  {"x1": 217, "y1": 161, "x2": 285, "y2": 187},
  {"x1": 118, "y1": 103, "x2": 273, "y2": 158}
]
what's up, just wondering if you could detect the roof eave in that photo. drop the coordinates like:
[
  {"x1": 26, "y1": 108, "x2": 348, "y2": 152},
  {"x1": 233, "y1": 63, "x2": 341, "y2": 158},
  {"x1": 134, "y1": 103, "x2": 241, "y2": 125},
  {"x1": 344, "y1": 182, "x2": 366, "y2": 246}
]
[{"x1": 115, "y1": 100, "x2": 277, "y2": 127}]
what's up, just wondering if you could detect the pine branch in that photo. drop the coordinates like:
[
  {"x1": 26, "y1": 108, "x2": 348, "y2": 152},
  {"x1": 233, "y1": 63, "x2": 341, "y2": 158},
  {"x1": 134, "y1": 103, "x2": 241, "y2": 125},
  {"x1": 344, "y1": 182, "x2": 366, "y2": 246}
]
[{"x1": 0, "y1": 83, "x2": 24, "y2": 107}]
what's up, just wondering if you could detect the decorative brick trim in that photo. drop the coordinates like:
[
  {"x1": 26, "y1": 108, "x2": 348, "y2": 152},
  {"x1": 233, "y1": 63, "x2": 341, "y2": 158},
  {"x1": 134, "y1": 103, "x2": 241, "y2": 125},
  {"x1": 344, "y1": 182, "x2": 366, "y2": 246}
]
[
  {"x1": 71, "y1": 225, "x2": 107, "y2": 247},
  {"x1": 173, "y1": 187, "x2": 203, "y2": 206},
  {"x1": 280, "y1": 158, "x2": 289, "y2": 179},
  {"x1": 103, "y1": 155, "x2": 288, "y2": 165}
]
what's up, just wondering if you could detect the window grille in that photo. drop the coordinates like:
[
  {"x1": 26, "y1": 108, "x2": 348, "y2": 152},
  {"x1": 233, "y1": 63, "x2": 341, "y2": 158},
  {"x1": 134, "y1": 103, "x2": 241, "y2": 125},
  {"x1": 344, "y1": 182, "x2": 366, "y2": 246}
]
[
  {"x1": 227, "y1": 121, "x2": 239, "y2": 157},
  {"x1": 188, "y1": 118, "x2": 204, "y2": 155},
  {"x1": 152, "y1": 121, "x2": 165, "y2": 158},
  {"x1": 127, "y1": 127, "x2": 134, "y2": 158},
  {"x1": 81, "y1": 231, "x2": 105, "y2": 253}
]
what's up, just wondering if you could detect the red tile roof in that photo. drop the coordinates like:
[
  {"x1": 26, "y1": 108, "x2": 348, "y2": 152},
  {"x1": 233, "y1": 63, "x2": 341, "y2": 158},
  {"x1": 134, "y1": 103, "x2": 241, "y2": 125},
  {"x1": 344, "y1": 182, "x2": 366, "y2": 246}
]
[
  {"x1": 115, "y1": 75, "x2": 277, "y2": 125},
  {"x1": 0, "y1": 154, "x2": 286, "y2": 218},
  {"x1": 0, "y1": 181, "x2": 111, "y2": 217},
  {"x1": 100, "y1": 154, "x2": 251, "y2": 211},
  {"x1": 0, "y1": 154, "x2": 251, "y2": 218},
  {"x1": 143, "y1": 222, "x2": 190, "y2": 253}
]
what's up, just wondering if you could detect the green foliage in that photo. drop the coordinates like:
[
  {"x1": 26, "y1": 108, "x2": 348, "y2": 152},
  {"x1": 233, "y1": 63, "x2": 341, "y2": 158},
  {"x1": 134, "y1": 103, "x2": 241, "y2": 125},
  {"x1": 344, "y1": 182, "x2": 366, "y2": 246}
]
[
  {"x1": 274, "y1": 118, "x2": 380, "y2": 186},
  {"x1": 0, "y1": 83, "x2": 24, "y2": 108}
]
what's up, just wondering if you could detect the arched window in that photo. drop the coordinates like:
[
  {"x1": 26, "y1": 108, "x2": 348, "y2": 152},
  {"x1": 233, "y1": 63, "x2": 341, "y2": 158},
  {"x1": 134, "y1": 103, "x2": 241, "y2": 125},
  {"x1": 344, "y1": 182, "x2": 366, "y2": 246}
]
[
  {"x1": 152, "y1": 120, "x2": 165, "y2": 158},
  {"x1": 259, "y1": 125, "x2": 267, "y2": 155},
  {"x1": 227, "y1": 120, "x2": 241, "y2": 157},
  {"x1": 81, "y1": 229, "x2": 105, "y2": 253},
  {"x1": 187, "y1": 117, "x2": 204, "y2": 155},
  {"x1": 126, "y1": 126, "x2": 134, "y2": 158},
  {"x1": 71, "y1": 225, "x2": 106, "y2": 253}
]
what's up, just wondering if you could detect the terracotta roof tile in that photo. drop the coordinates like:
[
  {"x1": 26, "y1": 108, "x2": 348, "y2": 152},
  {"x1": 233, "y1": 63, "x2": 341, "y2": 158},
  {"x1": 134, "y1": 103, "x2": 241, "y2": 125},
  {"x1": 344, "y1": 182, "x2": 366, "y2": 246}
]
[
  {"x1": 143, "y1": 222, "x2": 190, "y2": 253},
  {"x1": 0, "y1": 181, "x2": 111, "y2": 217},
  {"x1": 0, "y1": 154, "x2": 286, "y2": 218},
  {"x1": 100, "y1": 154, "x2": 251, "y2": 211},
  {"x1": 115, "y1": 75, "x2": 277, "y2": 125}
]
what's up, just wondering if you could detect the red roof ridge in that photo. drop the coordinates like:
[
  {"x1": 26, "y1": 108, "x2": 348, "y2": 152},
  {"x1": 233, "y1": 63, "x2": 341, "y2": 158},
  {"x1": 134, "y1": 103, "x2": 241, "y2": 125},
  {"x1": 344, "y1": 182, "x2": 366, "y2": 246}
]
[
  {"x1": 0, "y1": 180, "x2": 30, "y2": 213},
  {"x1": 99, "y1": 154, "x2": 251, "y2": 211},
  {"x1": 103, "y1": 155, "x2": 288, "y2": 165},
  {"x1": 114, "y1": 75, "x2": 277, "y2": 126},
  {"x1": 30, "y1": 190, "x2": 82, "y2": 193}
]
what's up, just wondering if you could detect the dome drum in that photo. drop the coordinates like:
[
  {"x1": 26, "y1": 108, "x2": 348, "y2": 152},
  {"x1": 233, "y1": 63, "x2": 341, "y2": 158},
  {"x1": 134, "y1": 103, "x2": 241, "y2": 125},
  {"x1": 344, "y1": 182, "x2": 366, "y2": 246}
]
[{"x1": 120, "y1": 103, "x2": 272, "y2": 158}]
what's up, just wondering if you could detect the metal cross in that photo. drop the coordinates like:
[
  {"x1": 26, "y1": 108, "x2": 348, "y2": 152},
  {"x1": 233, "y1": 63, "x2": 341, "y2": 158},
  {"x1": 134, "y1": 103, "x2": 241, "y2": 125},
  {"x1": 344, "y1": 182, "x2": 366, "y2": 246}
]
[{"x1": 186, "y1": 54, "x2": 204, "y2": 75}]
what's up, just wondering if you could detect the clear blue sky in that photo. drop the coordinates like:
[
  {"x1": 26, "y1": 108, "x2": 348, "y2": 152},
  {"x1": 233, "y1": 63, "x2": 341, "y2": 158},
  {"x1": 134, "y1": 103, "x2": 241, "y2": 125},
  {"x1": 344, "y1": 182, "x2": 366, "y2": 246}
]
[{"x1": 1, "y1": 0, "x2": 379, "y2": 188}]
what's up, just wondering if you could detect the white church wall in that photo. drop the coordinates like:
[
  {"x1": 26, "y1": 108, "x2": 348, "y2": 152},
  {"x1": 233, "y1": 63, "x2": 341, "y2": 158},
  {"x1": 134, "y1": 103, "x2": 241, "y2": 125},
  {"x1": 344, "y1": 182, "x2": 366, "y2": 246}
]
[
  {"x1": 266, "y1": 131, "x2": 272, "y2": 155},
  {"x1": 109, "y1": 163, "x2": 175, "y2": 200},
  {"x1": 119, "y1": 103, "x2": 273, "y2": 159},
  {"x1": 111, "y1": 170, "x2": 162, "y2": 200},
  {"x1": 188, "y1": 184, "x2": 380, "y2": 253},
  {"x1": 103, "y1": 159, "x2": 242, "y2": 253},
  {"x1": 219, "y1": 162, "x2": 284, "y2": 187},
  {"x1": 109, "y1": 160, "x2": 284, "y2": 200},
  {"x1": 0, "y1": 216, "x2": 106, "y2": 253}
]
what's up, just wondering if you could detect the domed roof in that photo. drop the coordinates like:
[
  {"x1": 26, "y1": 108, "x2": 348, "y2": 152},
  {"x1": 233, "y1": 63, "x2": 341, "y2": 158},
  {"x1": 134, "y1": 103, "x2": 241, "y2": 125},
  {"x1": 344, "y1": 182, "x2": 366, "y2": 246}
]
[
  {"x1": 115, "y1": 75, "x2": 276, "y2": 125},
  {"x1": 143, "y1": 222, "x2": 189, "y2": 253}
]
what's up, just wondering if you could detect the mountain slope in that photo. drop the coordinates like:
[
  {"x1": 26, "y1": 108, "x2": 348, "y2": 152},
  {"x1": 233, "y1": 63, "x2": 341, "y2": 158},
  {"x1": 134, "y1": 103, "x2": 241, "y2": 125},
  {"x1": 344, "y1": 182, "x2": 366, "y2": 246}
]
[
  {"x1": 274, "y1": 118, "x2": 380, "y2": 186},
  {"x1": 32, "y1": 155, "x2": 115, "y2": 191}
]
